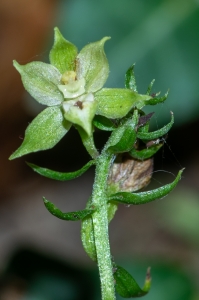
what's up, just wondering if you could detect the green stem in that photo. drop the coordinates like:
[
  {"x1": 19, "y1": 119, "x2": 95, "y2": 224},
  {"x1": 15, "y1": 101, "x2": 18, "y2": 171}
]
[
  {"x1": 91, "y1": 150, "x2": 116, "y2": 300},
  {"x1": 77, "y1": 126, "x2": 99, "y2": 159}
]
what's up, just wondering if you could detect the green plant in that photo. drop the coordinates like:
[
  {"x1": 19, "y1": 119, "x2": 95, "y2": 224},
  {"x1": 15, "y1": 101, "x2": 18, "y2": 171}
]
[{"x1": 9, "y1": 28, "x2": 183, "y2": 300}]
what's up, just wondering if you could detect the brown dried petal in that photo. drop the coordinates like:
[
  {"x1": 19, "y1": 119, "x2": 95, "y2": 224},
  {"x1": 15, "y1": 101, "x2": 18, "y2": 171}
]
[{"x1": 108, "y1": 153, "x2": 153, "y2": 193}]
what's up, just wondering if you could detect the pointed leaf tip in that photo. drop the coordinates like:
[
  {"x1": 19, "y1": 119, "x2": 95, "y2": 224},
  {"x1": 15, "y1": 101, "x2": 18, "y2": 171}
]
[
  {"x1": 108, "y1": 169, "x2": 184, "y2": 205},
  {"x1": 9, "y1": 106, "x2": 70, "y2": 160},
  {"x1": 27, "y1": 160, "x2": 95, "y2": 181},
  {"x1": 114, "y1": 265, "x2": 151, "y2": 298}
]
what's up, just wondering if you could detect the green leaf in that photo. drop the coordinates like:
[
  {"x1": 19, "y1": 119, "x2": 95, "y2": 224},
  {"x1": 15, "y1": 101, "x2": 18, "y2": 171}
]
[
  {"x1": 93, "y1": 115, "x2": 116, "y2": 131},
  {"x1": 26, "y1": 160, "x2": 95, "y2": 181},
  {"x1": 81, "y1": 215, "x2": 97, "y2": 261},
  {"x1": 9, "y1": 106, "x2": 71, "y2": 159},
  {"x1": 43, "y1": 197, "x2": 95, "y2": 221},
  {"x1": 108, "y1": 169, "x2": 184, "y2": 205},
  {"x1": 49, "y1": 27, "x2": 78, "y2": 74},
  {"x1": 137, "y1": 111, "x2": 174, "y2": 141},
  {"x1": 125, "y1": 64, "x2": 138, "y2": 92},
  {"x1": 114, "y1": 265, "x2": 151, "y2": 298},
  {"x1": 95, "y1": 88, "x2": 152, "y2": 119},
  {"x1": 129, "y1": 144, "x2": 163, "y2": 160},
  {"x1": 146, "y1": 79, "x2": 155, "y2": 95},
  {"x1": 107, "y1": 110, "x2": 138, "y2": 153},
  {"x1": 145, "y1": 91, "x2": 168, "y2": 105},
  {"x1": 13, "y1": 61, "x2": 63, "y2": 106},
  {"x1": 76, "y1": 37, "x2": 110, "y2": 93}
]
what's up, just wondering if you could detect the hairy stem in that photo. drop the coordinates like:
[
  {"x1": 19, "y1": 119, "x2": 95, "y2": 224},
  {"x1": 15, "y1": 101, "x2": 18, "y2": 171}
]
[{"x1": 91, "y1": 150, "x2": 116, "y2": 300}]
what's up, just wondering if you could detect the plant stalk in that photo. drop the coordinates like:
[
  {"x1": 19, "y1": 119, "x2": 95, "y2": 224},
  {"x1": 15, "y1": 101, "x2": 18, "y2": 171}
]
[{"x1": 91, "y1": 150, "x2": 116, "y2": 300}]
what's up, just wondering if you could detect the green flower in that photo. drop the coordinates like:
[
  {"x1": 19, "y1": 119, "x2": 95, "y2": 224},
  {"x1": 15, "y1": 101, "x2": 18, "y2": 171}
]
[{"x1": 10, "y1": 28, "x2": 153, "y2": 160}]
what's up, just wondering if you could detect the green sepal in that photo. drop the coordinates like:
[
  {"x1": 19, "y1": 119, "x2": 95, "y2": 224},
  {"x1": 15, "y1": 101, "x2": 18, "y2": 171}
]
[
  {"x1": 49, "y1": 27, "x2": 78, "y2": 74},
  {"x1": 43, "y1": 197, "x2": 95, "y2": 221},
  {"x1": 26, "y1": 160, "x2": 95, "y2": 181},
  {"x1": 95, "y1": 88, "x2": 152, "y2": 119},
  {"x1": 9, "y1": 106, "x2": 71, "y2": 160},
  {"x1": 63, "y1": 96, "x2": 97, "y2": 136},
  {"x1": 137, "y1": 111, "x2": 174, "y2": 141},
  {"x1": 93, "y1": 115, "x2": 116, "y2": 131},
  {"x1": 107, "y1": 110, "x2": 139, "y2": 153},
  {"x1": 145, "y1": 91, "x2": 168, "y2": 106},
  {"x1": 125, "y1": 64, "x2": 138, "y2": 92},
  {"x1": 114, "y1": 265, "x2": 151, "y2": 298},
  {"x1": 76, "y1": 37, "x2": 110, "y2": 93},
  {"x1": 13, "y1": 60, "x2": 63, "y2": 106},
  {"x1": 129, "y1": 144, "x2": 163, "y2": 160},
  {"x1": 108, "y1": 169, "x2": 184, "y2": 205}
]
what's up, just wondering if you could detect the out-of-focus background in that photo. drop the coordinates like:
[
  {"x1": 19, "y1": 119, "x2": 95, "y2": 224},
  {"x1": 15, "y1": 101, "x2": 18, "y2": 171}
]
[{"x1": 0, "y1": 0, "x2": 199, "y2": 299}]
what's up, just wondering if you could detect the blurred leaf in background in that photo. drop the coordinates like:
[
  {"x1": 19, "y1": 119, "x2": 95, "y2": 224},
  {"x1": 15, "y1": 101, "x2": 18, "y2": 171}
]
[{"x1": 56, "y1": 0, "x2": 199, "y2": 126}]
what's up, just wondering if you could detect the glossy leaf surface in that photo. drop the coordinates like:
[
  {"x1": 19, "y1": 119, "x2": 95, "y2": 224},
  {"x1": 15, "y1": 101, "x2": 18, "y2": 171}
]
[
  {"x1": 27, "y1": 160, "x2": 95, "y2": 181},
  {"x1": 108, "y1": 169, "x2": 184, "y2": 205},
  {"x1": 43, "y1": 198, "x2": 95, "y2": 221},
  {"x1": 9, "y1": 107, "x2": 71, "y2": 159},
  {"x1": 114, "y1": 265, "x2": 151, "y2": 298},
  {"x1": 49, "y1": 27, "x2": 78, "y2": 74},
  {"x1": 13, "y1": 61, "x2": 63, "y2": 106}
]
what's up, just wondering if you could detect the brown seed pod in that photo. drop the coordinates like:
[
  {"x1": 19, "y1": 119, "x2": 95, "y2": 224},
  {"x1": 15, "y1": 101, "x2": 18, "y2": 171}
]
[{"x1": 107, "y1": 153, "x2": 153, "y2": 193}]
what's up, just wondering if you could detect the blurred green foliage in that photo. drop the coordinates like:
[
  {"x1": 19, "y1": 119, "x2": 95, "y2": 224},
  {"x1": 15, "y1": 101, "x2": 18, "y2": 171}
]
[{"x1": 56, "y1": 0, "x2": 199, "y2": 126}]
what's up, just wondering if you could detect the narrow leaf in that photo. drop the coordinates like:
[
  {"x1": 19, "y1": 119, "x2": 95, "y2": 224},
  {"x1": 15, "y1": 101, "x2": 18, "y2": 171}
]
[
  {"x1": 13, "y1": 61, "x2": 63, "y2": 106},
  {"x1": 108, "y1": 169, "x2": 184, "y2": 205},
  {"x1": 145, "y1": 91, "x2": 168, "y2": 105},
  {"x1": 43, "y1": 197, "x2": 95, "y2": 221},
  {"x1": 76, "y1": 37, "x2": 110, "y2": 93},
  {"x1": 27, "y1": 160, "x2": 95, "y2": 181},
  {"x1": 125, "y1": 64, "x2": 138, "y2": 92},
  {"x1": 129, "y1": 144, "x2": 163, "y2": 160},
  {"x1": 93, "y1": 115, "x2": 116, "y2": 131},
  {"x1": 146, "y1": 79, "x2": 155, "y2": 95},
  {"x1": 49, "y1": 27, "x2": 78, "y2": 74},
  {"x1": 95, "y1": 88, "x2": 152, "y2": 119},
  {"x1": 114, "y1": 265, "x2": 151, "y2": 298},
  {"x1": 137, "y1": 111, "x2": 174, "y2": 141},
  {"x1": 9, "y1": 107, "x2": 71, "y2": 159}
]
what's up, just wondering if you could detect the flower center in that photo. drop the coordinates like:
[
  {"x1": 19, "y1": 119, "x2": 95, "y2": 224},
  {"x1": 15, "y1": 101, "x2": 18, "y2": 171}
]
[{"x1": 58, "y1": 71, "x2": 85, "y2": 99}]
